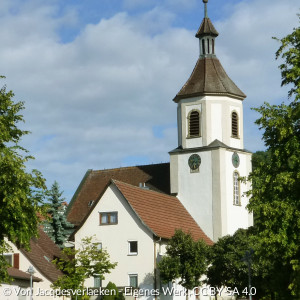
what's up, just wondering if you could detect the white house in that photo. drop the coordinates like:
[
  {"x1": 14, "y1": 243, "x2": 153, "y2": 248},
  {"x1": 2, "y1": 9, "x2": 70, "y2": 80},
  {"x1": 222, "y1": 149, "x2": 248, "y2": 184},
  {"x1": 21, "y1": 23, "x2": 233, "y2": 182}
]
[
  {"x1": 1, "y1": 227, "x2": 67, "y2": 300},
  {"x1": 67, "y1": 1, "x2": 253, "y2": 299}
]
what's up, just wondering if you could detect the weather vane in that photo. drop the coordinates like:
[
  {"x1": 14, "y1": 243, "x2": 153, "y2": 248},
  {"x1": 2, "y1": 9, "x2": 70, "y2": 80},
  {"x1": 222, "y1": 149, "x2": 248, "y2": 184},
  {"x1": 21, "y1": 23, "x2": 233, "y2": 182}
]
[{"x1": 203, "y1": 0, "x2": 208, "y2": 18}]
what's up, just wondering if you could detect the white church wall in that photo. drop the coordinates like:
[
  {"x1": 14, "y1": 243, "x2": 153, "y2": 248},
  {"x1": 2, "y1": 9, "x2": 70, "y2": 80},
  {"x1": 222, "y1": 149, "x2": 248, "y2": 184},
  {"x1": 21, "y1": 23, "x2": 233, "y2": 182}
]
[
  {"x1": 178, "y1": 95, "x2": 244, "y2": 150},
  {"x1": 229, "y1": 104, "x2": 243, "y2": 149},
  {"x1": 75, "y1": 184, "x2": 155, "y2": 295},
  {"x1": 210, "y1": 103, "x2": 222, "y2": 142},
  {"x1": 176, "y1": 150, "x2": 213, "y2": 239},
  {"x1": 224, "y1": 150, "x2": 252, "y2": 235}
]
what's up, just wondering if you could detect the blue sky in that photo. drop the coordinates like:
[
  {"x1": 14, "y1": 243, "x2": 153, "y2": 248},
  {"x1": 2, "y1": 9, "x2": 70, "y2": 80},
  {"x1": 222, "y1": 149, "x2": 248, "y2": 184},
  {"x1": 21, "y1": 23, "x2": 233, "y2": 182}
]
[{"x1": 0, "y1": 0, "x2": 299, "y2": 201}]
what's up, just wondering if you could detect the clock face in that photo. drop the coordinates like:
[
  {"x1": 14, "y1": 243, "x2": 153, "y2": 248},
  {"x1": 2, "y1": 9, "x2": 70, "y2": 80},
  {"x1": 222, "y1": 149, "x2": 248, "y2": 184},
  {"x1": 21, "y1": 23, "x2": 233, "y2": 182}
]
[
  {"x1": 232, "y1": 152, "x2": 240, "y2": 168},
  {"x1": 188, "y1": 154, "x2": 201, "y2": 170}
]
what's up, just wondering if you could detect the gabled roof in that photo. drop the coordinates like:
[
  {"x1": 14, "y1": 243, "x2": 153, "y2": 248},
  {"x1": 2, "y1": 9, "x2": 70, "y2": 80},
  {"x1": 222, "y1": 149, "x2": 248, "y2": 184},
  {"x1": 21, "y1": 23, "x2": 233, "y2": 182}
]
[
  {"x1": 7, "y1": 267, "x2": 42, "y2": 282},
  {"x1": 196, "y1": 17, "x2": 219, "y2": 38},
  {"x1": 20, "y1": 227, "x2": 64, "y2": 283},
  {"x1": 113, "y1": 180, "x2": 213, "y2": 245},
  {"x1": 174, "y1": 57, "x2": 246, "y2": 102},
  {"x1": 67, "y1": 163, "x2": 170, "y2": 226}
]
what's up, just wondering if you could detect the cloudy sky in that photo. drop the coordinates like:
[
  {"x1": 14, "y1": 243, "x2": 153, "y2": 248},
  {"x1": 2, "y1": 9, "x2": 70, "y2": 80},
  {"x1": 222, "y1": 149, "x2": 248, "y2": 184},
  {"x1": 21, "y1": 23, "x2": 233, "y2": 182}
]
[{"x1": 0, "y1": 0, "x2": 298, "y2": 201}]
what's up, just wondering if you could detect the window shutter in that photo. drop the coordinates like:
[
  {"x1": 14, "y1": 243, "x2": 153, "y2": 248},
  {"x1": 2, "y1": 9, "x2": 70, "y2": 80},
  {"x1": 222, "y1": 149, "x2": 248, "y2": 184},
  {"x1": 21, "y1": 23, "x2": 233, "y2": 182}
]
[
  {"x1": 232, "y1": 112, "x2": 238, "y2": 137},
  {"x1": 13, "y1": 253, "x2": 19, "y2": 269},
  {"x1": 189, "y1": 111, "x2": 200, "y2": 137}
]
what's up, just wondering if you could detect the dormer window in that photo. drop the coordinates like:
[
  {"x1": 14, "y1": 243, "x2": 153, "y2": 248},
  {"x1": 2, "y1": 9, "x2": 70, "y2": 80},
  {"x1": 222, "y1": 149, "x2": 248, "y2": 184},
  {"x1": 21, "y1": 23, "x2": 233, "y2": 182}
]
[
  {"x1": 231, "y1": 111, "x2": 239, "y2": 138},
  {"x1": 88, "y1": 200, "x2": 95, "y2": 207},
  {"x1": 188, "y1": 110, "x2": 201, "y2": 138}
]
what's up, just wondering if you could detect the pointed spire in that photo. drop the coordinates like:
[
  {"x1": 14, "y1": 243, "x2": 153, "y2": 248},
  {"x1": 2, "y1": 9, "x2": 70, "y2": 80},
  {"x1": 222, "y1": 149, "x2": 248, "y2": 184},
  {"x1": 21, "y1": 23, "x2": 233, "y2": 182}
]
[{"x1": 196, "y1": 0, "x2": 218, "y2": 38}]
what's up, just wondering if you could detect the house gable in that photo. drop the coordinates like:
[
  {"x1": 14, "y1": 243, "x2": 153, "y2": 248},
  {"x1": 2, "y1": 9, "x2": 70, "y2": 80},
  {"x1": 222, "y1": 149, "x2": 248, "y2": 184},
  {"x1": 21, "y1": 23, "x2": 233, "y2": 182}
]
[{"x1": 75, "y1": 182, "x2": 155, "y2": 288}]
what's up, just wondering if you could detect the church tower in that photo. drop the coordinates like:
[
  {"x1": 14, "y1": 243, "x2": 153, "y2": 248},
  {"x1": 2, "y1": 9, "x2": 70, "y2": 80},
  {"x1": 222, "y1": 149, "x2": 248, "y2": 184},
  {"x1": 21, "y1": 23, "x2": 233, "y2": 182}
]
[{"x1": 170, "y1": 0, "x2": 253, "y2": 242}]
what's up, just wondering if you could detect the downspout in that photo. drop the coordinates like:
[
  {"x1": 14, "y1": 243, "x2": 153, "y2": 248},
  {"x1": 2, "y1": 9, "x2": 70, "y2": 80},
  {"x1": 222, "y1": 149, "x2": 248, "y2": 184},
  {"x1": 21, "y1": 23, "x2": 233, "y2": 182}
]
[
  {"x1": 154, "y1": 239, "x2": 157, "y2": 300},
  {"x1": 154, "y1": 236, "x2": 161, "y2": 300}
]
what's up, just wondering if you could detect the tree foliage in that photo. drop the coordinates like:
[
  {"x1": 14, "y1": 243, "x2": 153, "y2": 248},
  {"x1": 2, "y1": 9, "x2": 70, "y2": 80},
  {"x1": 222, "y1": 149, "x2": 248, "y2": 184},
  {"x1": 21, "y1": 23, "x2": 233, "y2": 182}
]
[
  {"x1": 251, "y1": 151, "x2": 271, "y2": 172},
  {"x1": 0, "y1": 241, "x2": 13, "y2": 283},
  {"x1": 246, "y1": 19, "x2": 300, "y2": 299},
  {"x1": 52, "y1": 236, "x2": 117, "y2": 299},
  {"x1": 206, "y1": 229, "x2": 251, "y2": 292},
  {"x1": 206, "y1": 228, "x2": 274, "y2": 299},
  {"x1": 158, "y1": 230, "x2": 208, "y2": 292},
  {"x1": 205, "y1": 18, "x2": 300, "y2": 300},
  {"x1": 103, "y1": 282, "x2": 125, "y2": 300},
  {"x1": 273, "y1": 15, "x2": 300, "y2": 100},
  {"x1": 44, "y1": 181, "x2": 73, "y2": 248},
  {"x1": 0, "y1": 77, "x2": 46, "y2": 281}
]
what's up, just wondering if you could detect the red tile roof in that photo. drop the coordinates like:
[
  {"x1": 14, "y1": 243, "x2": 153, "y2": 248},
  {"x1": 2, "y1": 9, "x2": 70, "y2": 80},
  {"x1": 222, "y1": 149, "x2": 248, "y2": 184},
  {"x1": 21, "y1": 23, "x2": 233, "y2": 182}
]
[
  {"x1": 113, "y1": 180, "x2": 213, "y2": 245},
  {"x1": 7, "y1": 267, "x2": 42, "y2": 282},
  {"x1": 174, "y1": 57, "x2": 246, "y2": 102},
  {"x1": 67, "y1": 163, "x2": 170, "y2": 226},
  {"x1": 20, "y1": 227, "x2": 64, "y2": 283}
]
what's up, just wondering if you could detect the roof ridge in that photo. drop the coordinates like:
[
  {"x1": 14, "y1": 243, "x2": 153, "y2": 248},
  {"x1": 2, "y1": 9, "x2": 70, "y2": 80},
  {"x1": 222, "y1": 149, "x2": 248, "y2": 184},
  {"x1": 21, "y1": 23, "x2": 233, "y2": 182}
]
[
  {"x1": 112, "y1": 179, "x2": 177, "y2": 199},
  {"x1": 92, "y1": 162, "x2": 169, "y2": 173}
]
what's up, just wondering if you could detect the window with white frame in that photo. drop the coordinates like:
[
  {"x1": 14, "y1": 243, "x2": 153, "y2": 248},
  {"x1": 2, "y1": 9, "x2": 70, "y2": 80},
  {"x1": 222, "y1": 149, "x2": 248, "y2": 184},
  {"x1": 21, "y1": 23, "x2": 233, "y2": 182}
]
[
  {"x1": 99, "y1": 212, "x2": 118, "y2": 225},
  {"x1": 128, "y1": 241, "x2": 138, "y2": 255},
  {"x1": 233, "y1": 171, "x2": 240, "y2": 205},
  {"x1": 129, "y1": 274, "x2": 138, "y2": 288}
]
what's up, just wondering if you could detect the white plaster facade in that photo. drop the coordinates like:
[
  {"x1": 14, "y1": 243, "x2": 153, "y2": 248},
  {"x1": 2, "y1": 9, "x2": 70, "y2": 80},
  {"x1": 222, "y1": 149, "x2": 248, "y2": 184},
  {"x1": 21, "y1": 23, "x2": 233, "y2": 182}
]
[
  {"x1": 171, "y1": 94, "x2": 253, "y2": 242},
  {"x1": 75, "y1": 184, "x2": 155, "y2": 290},
  {"x1": 177, "y1": 96, "x2": 244, "y2": 149}
]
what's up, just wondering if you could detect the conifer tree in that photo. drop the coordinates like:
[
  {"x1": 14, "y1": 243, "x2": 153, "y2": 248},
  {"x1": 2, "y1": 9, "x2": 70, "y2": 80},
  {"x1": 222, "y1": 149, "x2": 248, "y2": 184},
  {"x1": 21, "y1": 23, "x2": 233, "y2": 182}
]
[{"x1": 45, "y1": 181, "x2": 73, "y2": 248}]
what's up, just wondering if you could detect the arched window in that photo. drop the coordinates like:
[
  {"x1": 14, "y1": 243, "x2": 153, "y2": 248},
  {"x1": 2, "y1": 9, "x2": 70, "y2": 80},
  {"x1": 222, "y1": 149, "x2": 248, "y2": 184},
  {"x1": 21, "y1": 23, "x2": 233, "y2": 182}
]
[
  {"x1": 231, "y1": 111, "x2": 238, "y2": 138},
  {"x1": 188, "y1": 110, "x2": 200, "y2": 137},
  {"x1": 233, "y1": 171, "x2": 240, "y2": 205},
  {"x1": 212, "y1": 39, "x2": 215, "y2": 54}
]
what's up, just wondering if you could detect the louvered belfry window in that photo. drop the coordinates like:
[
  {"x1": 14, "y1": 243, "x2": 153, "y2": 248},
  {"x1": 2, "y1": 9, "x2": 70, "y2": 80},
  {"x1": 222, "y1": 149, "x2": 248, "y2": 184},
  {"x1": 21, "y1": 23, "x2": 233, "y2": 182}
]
[
  {"x1": 231, "y1": 112, "x2": 238, "y2": 137},
  {"x1": 189, "y1": 110, "x2": 200, "y2": 137}
]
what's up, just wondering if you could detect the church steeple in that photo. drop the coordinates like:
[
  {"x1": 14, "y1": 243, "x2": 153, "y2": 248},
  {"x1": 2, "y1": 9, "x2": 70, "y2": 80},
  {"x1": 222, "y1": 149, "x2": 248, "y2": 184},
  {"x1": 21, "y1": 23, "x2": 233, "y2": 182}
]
[
  {"x1": 196, "y1": 0, "x2": 219, "y2": 57},
  {"x1": 173, "y1": 0, "x2": 245, "y2": 102}
]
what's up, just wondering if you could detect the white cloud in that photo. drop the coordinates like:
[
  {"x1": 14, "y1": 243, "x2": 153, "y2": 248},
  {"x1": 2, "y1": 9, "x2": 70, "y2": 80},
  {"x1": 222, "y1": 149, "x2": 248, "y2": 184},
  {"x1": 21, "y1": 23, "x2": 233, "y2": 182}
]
[{"x1": 0, "y1": 0, "x2": 298, "y2": 200}]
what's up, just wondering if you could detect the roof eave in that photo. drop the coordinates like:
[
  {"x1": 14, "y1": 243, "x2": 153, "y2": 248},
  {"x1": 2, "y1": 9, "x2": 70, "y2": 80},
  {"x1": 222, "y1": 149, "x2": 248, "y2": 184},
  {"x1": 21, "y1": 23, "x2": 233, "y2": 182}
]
[{"x1": 173, "y1": 91, "x2": 246, "y2": 103}]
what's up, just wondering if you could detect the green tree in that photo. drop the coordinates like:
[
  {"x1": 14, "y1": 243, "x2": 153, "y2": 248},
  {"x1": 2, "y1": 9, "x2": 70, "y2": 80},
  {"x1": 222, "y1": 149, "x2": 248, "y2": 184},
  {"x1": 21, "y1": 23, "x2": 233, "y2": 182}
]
[
  {"x1": 251, "y1": 150, "x2": 271, "y2": 172},
  {"x1": 52, "y1": 236, "x2": 117, "y2": 300},
  {"x1": 273, "y1": 15, "x2": 300, "y2": 101},
  {"x1": 44, "y1": 181, "x2": 73, "y2": 248},
  {"x1": 246, "y1": 18, "x2": 300, "y2": 299},
  {"x1": 158, "y1": 230, "x2": 208, "y2": 298},
  {"x1": 0, "y1": 77, "x2": 46, "y2": 281},
  {"x1": 206, "y1": 228, "x2": 272, "y2": 299},
  {"x1": 0, "y1": 241, "x2": 13, "y2": 283}
]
